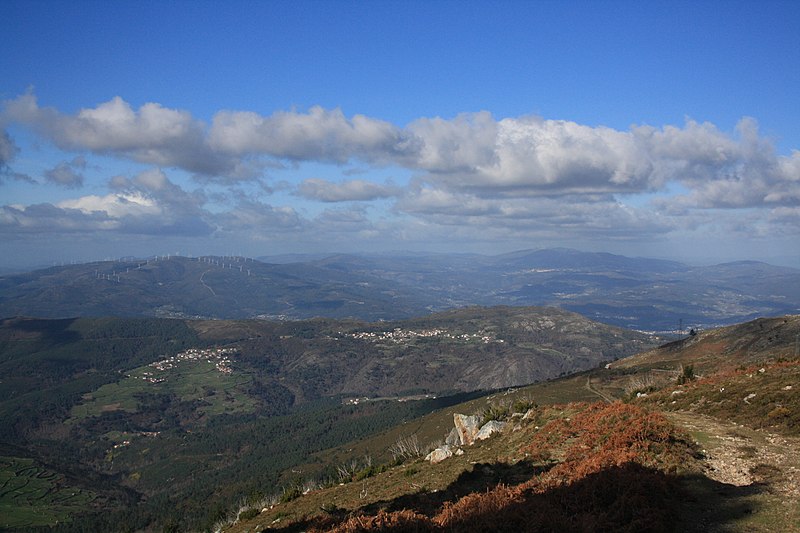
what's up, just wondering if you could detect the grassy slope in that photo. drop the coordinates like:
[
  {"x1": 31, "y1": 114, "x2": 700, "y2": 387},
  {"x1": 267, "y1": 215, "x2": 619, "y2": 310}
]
[{"x1": 229, "y1": 315, "x2": 800, "y2": 532}]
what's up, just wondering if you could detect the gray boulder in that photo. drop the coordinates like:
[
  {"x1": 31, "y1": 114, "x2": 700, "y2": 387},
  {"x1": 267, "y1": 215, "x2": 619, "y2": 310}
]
[
  {"x1": 445, "y1": 427, "x2": 460, "y2": 446},
  {"x1": 425, "y1": 445, "x2": 453, "y2": 464},
  {"x1": 476, "y1": 420, "x2": 507, "y2": 441}
]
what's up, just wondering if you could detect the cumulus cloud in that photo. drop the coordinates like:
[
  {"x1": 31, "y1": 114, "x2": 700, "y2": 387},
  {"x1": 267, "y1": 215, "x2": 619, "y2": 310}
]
[
  {"x1": 104, "y1": 168, "x2": 208, "y2": 213},
  {"x1": 1, "y1": 168, "x2": 213, "y2": 237},
  {"x1": 208, "y1": 106, "x2": 417, "y2": 163},
  {"x1": 5, "y1": 91, "x2": 798, "y2": 208},
  {"x1": 57, "y1": 192, "x2": 160, "y2": 219},
  {"x1": 3, "y1": 92, "x2": 799, "y2": 251},
  {"x1": 402, "y1": 115, "x2": 799, "y2": 205},
  {"x1": 3, "y1": 92, "x2": 237, "y2": 178},
  {"x1": 44, "y1": 156, "x2": 86, "y2": 188},
  {"x1": 404, "y1": 112, "x2": 499, "y2": 172},
  {"x1": 647, "y1": 122, "x2": 800, "y2": 210},
  {"x1": 296, "y1": 178, "x2": 398, "y2": 202}
]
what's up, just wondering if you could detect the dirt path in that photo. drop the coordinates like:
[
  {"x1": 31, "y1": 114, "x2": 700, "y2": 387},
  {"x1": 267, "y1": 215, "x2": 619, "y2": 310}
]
[
  {"x1": 584, "y1": 376, "x2": 614, "y2": 403},
  {"x1": 666, "y1": 410, "x2": 800, "y2": 529}
]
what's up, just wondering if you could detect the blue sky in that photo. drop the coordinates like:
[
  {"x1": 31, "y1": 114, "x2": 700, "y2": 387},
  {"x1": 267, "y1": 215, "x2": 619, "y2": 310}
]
[{"x1": 1, "y1": 0, "x2": 799, "y2": 268}]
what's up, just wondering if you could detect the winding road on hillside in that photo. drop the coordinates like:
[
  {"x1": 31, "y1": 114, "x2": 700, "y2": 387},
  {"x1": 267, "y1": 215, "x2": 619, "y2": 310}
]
[{"x1": 199, "y1": 270, "x2": 217, "y2": 297}]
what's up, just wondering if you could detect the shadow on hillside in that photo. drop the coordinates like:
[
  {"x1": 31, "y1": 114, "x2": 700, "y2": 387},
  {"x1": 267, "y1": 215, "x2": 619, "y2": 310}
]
[
  {"x1": 365, "y1": 460, "x2": 550, "y2": 518},
  {"x1": 2, "y1": 316, "x2": 82, "y2": 344},
  {"x1": 279, "y1": 462, "x2": 765, "y2": 532},
  {"x1": 676, "y1": 473, "x2": 765, "y2": 532}
]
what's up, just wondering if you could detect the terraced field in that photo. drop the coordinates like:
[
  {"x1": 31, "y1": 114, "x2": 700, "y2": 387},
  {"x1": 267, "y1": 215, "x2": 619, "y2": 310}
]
[{"x1": 0, "y1": 457, "x2": 95, "y2": 528}]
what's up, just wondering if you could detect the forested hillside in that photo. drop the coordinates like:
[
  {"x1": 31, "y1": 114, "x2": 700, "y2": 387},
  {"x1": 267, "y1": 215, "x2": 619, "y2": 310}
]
[{"x1": 0, "y1": 307, "x2": 657, "y2": 530}]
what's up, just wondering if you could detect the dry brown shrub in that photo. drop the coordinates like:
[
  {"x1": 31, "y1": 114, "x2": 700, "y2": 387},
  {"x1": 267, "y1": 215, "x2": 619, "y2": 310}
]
[
  {"x1": 524, "y1": 401, "x2": 692, "y2": 477},
  {"x1": 324, "y1": 509, "x2": 432, "y2": 532},
  {"x1": 434, "y1": 484, "x2": 524, "y2": 530}
]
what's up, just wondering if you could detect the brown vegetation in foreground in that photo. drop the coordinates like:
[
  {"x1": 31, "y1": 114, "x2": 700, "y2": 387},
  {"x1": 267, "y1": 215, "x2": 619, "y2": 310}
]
[{"x1": 295, "y1": 402, "x2": 699, "y2": 532}]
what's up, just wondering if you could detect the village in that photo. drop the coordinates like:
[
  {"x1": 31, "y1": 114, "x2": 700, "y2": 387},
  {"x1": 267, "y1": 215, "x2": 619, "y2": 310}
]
[
  {"x1": 342, "y1": 327, "x2": 502, "y2": 345},
  {"x1": 128, "y1": 347, "x2": 238, "y2": 383}
]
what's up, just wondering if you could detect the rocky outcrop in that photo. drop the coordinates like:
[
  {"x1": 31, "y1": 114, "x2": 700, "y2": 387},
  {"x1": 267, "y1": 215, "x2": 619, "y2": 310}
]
[
  {"x1": 453, "y1": 414, "x2": 482, "y2": 446},
  {"x1": 426, "y1": 414, "x2": 513, "y2": 463},
  {"x1": 475, "y1": 420, "x2": 507, "y2": 441}
]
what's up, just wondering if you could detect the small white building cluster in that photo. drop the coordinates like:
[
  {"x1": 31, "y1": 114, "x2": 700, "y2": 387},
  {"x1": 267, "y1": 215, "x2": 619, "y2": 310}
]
[
  {"x1": 343, "y1": 327, "x2": 500, "y2": 344},
  {"x1": 128, "y1": 347, "x2": 238, "y2": 383}
]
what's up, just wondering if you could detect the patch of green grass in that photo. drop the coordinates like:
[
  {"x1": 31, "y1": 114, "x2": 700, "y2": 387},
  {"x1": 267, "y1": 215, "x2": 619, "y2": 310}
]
[{"x1": 68, "y1": 358, "x2": 257, "y2": 422}]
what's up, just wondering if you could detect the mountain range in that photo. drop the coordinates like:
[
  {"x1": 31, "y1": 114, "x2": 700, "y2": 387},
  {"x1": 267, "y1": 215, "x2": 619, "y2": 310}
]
[{"x1": 2, "y1": 248, "x2": 799, "y2": 331}]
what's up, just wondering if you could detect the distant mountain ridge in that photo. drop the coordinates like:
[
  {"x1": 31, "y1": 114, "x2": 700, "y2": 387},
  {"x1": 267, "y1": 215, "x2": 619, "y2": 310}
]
[{"x1": 1, "y1": 248, "x2": 798, "y2": 330}]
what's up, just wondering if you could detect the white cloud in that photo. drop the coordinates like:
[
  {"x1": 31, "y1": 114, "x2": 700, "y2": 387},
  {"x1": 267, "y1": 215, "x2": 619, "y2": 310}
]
[
  {"x1": 3, "y1": 92, "x2": 799, "y2": 255},
  {"x1": 3, "y1": 93, "x2": 236, "y2": 177},
  {"x1": 403, "y1": 115, "x2": 799, "y2": 203},
  {"x1": 296, "y1": 178, "x2": 397, "y2": 202},
  {"x1": 405, "y1": 112, "x2": 498, "y2": 172},
  {"x1": 5, "y1": 92, "x2": 798, "y2": 208},
  {"x1": 57, "y1": 192, "x2": 160, "y2": 219},
  {"x1": 401, "y1": 114, "x2": 661, "y2": 196},
  {"x1": 208, "y1": 106, "x2": 417, "y2": 164}
]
